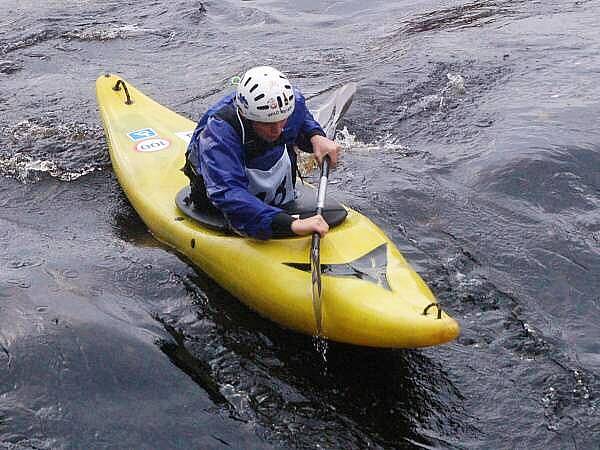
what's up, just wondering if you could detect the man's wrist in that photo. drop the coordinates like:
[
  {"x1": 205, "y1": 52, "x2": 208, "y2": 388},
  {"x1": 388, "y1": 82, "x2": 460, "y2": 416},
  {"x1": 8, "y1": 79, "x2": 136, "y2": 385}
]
[{"x1": 309, "y1": 130, "x2": 326, "y2": 142}]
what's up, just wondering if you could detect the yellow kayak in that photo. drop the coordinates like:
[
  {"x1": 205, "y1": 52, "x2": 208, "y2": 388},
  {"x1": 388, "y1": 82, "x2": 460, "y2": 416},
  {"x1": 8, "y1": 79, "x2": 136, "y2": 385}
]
[{"x1": 96, "y1": 73, "x2": 460, "y2": 348}]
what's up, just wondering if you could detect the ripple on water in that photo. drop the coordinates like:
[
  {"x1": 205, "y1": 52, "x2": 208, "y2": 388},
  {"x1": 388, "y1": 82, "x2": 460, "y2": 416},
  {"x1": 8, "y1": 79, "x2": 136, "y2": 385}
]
[
  {"x1": 64, "y1": 24, "x2": 174, "y2": 41},
  {"x1": 0, "y1": 29, "x2": 62, "y2": 54},
  {"x1": 0, "y1": 24, "x2": 171, "y2": 56},
  {"x1": 476, "y1": 144, "x2": 600, "y2": 214},
  {"x1": 396, "y1": 1, "x2": 519, "y2": 36},
  {"x1": 150, "y1": 270, "x2": 470, "y2": 449},
  {"x1": 0, "y1": 59, "x2": 22, "y2": 74}
]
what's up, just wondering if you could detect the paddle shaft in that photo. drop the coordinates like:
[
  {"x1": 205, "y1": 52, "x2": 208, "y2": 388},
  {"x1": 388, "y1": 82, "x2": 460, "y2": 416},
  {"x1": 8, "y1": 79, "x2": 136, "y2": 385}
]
[
  {"x1": 315, "y1": 157, "x2": 330, "y2": 215},
  {"x1": 310, "y1": 156, "x2": 331, "y2": 335}
]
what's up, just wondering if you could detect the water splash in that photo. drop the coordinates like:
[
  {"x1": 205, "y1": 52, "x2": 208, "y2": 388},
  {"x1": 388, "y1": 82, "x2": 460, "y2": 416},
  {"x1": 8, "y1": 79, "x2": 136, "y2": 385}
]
[
  {"x1": 439, "y1": 72, "x2": 466, "y2": 109},
  {"x1": 0, "y1": 153, "x2": 99, "y2": 183},
  {"x1": 396, "y1": 70, "x2": 468, "y2": 121},
  {"x1": 297, "y1": 127, "x2": 415, "y2": 174},
  {"x1": 335, "y1": 126, "x2": 415, "y2": 155},
  {"x1": 0, "y1": 119, "x2": 106, "y2": 182},
  {"x1": 2, "y1": 118, "x2": 96, "y2": 142},
  {"x1": 312, "y1": 335, "x2": 329, "y2": 372}
]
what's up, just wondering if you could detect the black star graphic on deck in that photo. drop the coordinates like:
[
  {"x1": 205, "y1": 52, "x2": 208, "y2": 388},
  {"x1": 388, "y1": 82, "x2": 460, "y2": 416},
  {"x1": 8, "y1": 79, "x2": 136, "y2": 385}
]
[{"x1": 285, "y1": 243, "x2": 391, "y2": 291}]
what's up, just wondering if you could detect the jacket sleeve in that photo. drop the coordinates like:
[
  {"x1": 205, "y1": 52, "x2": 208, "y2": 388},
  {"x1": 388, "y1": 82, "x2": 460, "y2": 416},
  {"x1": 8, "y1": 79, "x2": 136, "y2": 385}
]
[
  {"x1": 197, "y1": 118, "x2": 283, "y2": 240},
  {"x1": 293, "y1": 89, "x2": 326, "y2": 153}
]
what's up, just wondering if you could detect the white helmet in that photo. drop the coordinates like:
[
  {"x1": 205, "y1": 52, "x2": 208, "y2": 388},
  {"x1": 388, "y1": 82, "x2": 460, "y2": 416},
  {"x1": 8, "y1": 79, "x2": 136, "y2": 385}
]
[{"x1": 235, "y1": 66, "x2": 295, "y2": 123}]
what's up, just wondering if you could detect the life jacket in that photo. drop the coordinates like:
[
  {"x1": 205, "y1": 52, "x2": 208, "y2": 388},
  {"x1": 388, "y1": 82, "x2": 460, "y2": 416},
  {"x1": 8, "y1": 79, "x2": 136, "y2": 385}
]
[{"x1": 183, "y1": 102, "x2": 302, "y2": 208}]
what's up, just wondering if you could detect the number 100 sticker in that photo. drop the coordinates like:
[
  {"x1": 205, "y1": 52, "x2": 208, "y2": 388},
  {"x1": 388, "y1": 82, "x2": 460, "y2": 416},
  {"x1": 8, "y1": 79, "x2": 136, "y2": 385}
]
[{"x1": 135, "y1": 138, "x2": 170, "y2": 152}]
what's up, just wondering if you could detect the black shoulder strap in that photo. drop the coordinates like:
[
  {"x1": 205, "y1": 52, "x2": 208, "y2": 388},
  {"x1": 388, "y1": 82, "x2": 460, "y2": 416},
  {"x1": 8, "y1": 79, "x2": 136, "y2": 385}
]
[
  {"x1": 215, "y1": 105, "x2": 282, "y2": 161},
  {"x1": 214, "y1": 104, "x2": 244, "y2": 139}
]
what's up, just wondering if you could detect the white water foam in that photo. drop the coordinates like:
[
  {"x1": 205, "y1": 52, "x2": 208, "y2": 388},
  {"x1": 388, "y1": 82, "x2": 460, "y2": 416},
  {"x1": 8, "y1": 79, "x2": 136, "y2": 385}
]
[
  {"x1": 1, "y1": 119, "x2": 104, "y2": 183},
  {"x1": 64, "y1": 24, "x2": 169, "y2": 41},
  {"x1": 297, "y1": 127, "x2": 413, "y2": 174},
  {"x1": 0, "y1": 153, "x2": 99, "y2": 183},
  {"x1": 3, "y1": 118, "x2": 95, "y2": 142},
  {"x1": 335, "y1": 126, "x2": 420, "y2": 156}
]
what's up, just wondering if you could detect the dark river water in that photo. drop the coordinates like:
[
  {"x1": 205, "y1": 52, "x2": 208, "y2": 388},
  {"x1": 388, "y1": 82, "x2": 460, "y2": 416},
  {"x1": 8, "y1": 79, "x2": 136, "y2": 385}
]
[{"x1": 1, "y1": 0, "x2": 599, "y2": 448}]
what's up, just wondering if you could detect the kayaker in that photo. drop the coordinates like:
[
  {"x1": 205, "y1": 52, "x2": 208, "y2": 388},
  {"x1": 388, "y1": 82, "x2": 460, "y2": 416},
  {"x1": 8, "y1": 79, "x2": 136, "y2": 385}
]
[{"x1": 183, "y1": 65, "x2": 341, "y2": 240}]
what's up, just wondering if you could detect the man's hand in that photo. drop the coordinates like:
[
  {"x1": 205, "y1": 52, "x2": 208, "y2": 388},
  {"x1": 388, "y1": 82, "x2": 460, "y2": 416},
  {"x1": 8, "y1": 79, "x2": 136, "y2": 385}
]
[
  {"x1": 291, "y1": 214, "x2": 329, "y2": 237},
  {"x1": 310, "y1": 134, "x2": 341, "y2": 167}
]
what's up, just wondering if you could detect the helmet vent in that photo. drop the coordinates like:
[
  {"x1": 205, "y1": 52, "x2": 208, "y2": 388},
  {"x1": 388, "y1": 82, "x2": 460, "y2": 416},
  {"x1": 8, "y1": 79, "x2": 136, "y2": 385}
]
[
  {"x1": 277, "y1": 96, "x2": 283, "y2": 108},
  {"x1": 243, "y1": 77, "x2": 252, "y2": 87},
  {"x1": 256, "y1": 105, "x2": 269, "y2": 110},
  {"x1": 249, "y1": 83, "x2": 259, "y2": 93},
  {"x1": 254, "y1": 93, "x2": 265, "y2": 101}
]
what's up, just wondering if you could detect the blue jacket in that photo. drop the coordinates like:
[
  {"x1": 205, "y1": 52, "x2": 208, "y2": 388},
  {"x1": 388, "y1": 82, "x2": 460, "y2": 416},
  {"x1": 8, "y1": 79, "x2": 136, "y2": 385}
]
[{"x1": 186, "y1": 88, "x2": 325, "y2": 239}]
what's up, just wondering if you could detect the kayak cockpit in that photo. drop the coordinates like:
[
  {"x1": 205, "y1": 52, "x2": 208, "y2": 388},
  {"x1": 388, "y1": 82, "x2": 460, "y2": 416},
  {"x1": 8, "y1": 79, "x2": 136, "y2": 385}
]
[{"x1": 175, "y1": 183, "x2": 348, "y2": 237}]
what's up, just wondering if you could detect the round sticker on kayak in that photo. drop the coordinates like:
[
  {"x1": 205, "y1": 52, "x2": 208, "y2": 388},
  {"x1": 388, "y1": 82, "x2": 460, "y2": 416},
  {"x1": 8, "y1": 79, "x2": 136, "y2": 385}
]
[{"x1": 135, "y1": 138, "x2": 170, "y2": 152}]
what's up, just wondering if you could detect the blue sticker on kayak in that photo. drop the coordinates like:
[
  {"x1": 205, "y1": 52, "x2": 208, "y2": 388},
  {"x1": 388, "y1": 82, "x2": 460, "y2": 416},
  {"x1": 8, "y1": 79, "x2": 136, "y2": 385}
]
[{"x1": 127, "y1": 128, "x2": 157, "y2": 141}]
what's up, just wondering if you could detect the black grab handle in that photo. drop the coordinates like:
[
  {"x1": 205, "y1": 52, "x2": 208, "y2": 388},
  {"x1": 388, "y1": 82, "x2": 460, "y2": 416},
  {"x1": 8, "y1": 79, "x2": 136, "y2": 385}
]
[
  {"x1": 112, "y1": 79, "x2": 133, "y2": 105},
  {"x1": 422, "y1": 303, "x2": 443, "y2": 320}
]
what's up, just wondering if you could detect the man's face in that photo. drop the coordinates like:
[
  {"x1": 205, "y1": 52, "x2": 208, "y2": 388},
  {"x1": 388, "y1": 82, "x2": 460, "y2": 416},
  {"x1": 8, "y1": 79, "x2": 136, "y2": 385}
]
[{"x1": 252, "y1": 118, "x2": 287, "y2": 143}]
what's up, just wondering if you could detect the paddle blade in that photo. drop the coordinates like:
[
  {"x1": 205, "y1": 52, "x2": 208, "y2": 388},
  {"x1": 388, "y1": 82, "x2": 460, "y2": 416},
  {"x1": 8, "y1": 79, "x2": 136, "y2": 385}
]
[{"x1": 312, "y1": 82, "x2": 357, "y2": 139}]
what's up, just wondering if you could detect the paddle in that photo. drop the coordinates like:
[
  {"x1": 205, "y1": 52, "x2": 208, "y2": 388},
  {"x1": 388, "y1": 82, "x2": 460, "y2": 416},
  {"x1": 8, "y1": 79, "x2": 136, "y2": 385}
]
[
  {"x1": 308, "y1": 83, "x2": 356, "y2": 337},
  {"x1": 311, "y1": 155, "x2": 331, "y2": 336}
]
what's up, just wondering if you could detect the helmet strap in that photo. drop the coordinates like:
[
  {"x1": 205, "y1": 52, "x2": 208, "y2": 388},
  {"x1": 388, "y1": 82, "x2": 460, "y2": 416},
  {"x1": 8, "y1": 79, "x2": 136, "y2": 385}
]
[{"x1": 235, "y1": 107, "x2": 246, "y2": 144}]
